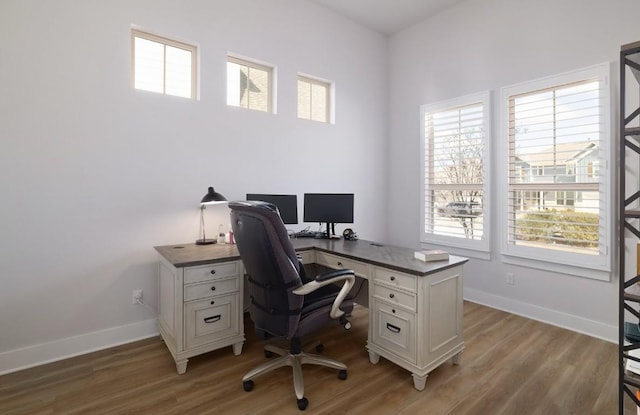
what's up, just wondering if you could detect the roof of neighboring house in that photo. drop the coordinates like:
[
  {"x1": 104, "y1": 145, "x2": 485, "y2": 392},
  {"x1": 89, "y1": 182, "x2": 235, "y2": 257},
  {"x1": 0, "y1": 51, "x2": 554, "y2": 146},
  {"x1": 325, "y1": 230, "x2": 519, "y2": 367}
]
[{"x1": 515, "y1": 141, "x2": 598, "y2": 166}]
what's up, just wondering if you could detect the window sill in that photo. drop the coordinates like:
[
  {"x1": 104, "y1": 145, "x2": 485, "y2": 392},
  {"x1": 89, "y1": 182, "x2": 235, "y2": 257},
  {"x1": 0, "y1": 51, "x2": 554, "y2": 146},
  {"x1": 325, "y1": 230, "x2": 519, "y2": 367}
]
[{"x1": 500, "y1": 252, "x2": 611, "y2": 281}]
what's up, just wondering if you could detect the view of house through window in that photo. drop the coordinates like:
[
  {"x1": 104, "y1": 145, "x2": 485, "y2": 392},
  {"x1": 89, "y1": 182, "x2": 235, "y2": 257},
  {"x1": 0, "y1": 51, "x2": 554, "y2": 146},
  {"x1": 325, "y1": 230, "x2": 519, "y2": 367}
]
[
  {"x1": 420, "y1": 92, "x2": 489, "y2": 251},
  {"x1": 504, "y1": 67, "x2": 609, "y2": 265},
  {"x1": 131, "y1": 29, "x2": 196, "y2": 99},
  {"x1": 227, "y1": 56, "x2": 273, "y2": 113}
]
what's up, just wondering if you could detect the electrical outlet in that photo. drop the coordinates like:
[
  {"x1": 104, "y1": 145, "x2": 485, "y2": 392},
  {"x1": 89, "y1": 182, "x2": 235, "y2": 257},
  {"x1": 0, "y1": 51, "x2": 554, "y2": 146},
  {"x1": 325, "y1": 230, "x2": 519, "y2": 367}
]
[
  {"x1": 506, "y1": 272, "x2": 515, "y2": 285},
  {"x1": 132, "y1": 289, "x2": 143, "y2": 305}
]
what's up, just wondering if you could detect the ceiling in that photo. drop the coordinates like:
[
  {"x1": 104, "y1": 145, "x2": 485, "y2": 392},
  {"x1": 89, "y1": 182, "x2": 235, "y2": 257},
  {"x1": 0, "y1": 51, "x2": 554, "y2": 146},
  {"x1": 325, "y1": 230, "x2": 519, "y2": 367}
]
[{"x1": 309, "y1": 0, "x2": 467, "y2": 35}]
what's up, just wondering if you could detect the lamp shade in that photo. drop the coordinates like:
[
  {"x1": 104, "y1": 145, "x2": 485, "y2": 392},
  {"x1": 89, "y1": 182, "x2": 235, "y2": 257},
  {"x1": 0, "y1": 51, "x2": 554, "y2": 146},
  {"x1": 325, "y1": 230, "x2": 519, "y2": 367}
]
[{"x1": 200, "y1": 186, "x2": 227, "y2": 205}]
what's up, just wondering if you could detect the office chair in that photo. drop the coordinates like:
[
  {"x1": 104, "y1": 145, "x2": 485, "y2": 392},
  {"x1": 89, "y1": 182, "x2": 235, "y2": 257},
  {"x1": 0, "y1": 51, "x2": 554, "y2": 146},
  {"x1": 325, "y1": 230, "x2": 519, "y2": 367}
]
[{"x1": 229, "y1": 201, "x2": 355, "y2": 411}]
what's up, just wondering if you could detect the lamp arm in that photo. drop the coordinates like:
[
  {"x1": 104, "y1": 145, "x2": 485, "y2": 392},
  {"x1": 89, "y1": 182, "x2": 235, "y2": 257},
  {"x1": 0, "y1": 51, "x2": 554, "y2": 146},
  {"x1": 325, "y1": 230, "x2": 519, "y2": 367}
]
[{"x1": 200, "y1": 205, "x2": 206, "y2": 241}]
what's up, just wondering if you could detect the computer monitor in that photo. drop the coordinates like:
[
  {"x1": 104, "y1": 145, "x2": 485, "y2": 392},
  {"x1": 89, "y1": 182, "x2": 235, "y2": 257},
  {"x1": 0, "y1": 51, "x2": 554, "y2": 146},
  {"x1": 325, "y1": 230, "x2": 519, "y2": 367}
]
[
  {"x1": 246, "y1": 194, "x2": 298, "y2": 225},
  {"x1": 303, "y1": 193, "x2": 354, "y2": 238}
]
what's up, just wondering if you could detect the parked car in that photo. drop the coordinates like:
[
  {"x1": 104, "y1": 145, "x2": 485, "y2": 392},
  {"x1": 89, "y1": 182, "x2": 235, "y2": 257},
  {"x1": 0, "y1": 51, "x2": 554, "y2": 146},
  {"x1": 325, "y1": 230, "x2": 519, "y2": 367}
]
[{"x1": 442, "y1": 201, "x2": 481, "y2": 217}]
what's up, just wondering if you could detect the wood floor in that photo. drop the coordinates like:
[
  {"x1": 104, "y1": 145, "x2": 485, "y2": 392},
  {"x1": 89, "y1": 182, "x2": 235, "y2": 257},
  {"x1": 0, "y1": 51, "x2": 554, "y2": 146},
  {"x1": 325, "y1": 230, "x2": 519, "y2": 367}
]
[{"x1": 0, "y1": 301, "x2": 628, "y2": 414}]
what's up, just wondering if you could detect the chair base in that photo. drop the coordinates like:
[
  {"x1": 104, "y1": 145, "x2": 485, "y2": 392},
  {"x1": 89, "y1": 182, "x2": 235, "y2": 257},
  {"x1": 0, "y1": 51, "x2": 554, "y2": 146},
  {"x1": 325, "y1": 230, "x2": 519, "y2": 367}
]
[{"x1": 242, "y1": 342, "x2": 347, "y2": 407}]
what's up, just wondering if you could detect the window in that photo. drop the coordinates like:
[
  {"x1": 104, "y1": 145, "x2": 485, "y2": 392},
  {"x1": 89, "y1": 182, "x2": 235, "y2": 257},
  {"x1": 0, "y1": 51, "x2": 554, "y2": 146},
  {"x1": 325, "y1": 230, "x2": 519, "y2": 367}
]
[
  {"x1": 131, "y1": 29, "x2": 197, "y2": 99},
  {"x1": 556, "y1": 191, "x2": 575, "y2": 206},
  {"x1": 501, "y1": 63, "x2": 611, "y2": 277},
  {"x1": 420, "y1": 91, "x2": 490, "y2": 252},
  {"x1": 227, "y1": 55, "x2": 274, "y2": 113},
  {"x1": 297, "y1": 75, "x2": 331, "y2": 123}
]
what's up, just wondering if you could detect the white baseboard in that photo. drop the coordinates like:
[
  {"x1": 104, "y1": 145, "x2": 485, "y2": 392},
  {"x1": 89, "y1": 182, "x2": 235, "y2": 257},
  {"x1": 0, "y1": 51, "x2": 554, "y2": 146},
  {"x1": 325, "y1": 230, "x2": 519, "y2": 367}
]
[
  {"x1": 1, "y1": 291, "x2": 617, "y2": 376},
  {"x1": 0, "y1": 318, "x2": 159, "y2": 376},
  {"x1": 464, "y1": 287, "x2": 617, "y2": 343}
]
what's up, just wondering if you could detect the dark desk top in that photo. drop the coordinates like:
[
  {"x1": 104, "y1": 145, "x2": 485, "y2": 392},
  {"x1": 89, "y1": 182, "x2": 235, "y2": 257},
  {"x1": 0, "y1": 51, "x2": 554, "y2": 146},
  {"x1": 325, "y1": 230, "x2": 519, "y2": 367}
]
[{"x1": 154, "y1": 238, "x2": 468, "y2": 277}]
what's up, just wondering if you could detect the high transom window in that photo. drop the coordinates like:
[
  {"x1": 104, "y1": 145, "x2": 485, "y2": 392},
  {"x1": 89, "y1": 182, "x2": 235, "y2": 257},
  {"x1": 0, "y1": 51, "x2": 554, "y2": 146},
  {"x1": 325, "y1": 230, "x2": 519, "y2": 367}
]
[
  {"x1": 297, "y1": 75, "x2": 331, "y2": 123},
  {"x1": 131, "y1": 29, "x2": 197, "y2": 99},
  {"x1": 227, "y1": 55, "x2": 273, "y2": 113}
]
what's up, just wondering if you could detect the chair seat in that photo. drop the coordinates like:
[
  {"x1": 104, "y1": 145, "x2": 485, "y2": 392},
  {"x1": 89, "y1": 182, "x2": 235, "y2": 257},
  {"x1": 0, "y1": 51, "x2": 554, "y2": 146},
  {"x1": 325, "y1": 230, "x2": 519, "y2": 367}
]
[
  {"x1": 296, "y1": 285, "x2": 353, "y2": 339},
  {"x1": 301, "y1": 284, "x2": 352, "y2": 316}
]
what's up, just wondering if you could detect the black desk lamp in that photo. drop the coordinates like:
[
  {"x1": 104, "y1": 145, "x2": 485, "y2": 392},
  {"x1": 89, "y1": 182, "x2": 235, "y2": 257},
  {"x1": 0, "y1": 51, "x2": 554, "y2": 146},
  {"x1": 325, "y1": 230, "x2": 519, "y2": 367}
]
[{"x1": 196, "y1": 186, "x2": 227, "y2": 245}]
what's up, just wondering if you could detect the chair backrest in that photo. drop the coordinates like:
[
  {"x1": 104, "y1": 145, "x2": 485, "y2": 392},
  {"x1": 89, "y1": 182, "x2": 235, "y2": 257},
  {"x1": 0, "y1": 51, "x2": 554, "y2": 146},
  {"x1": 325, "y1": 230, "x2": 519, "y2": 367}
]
[{"x1": 229, "y1": 201, "x2": 303, "y2": 339}]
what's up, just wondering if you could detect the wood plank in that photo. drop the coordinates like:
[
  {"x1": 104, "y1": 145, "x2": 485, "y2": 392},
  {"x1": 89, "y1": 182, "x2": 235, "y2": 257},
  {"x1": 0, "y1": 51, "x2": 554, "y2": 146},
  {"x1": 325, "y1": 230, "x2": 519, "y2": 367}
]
[{"x1": 0, "y1": 302, "x2": 622, "y2": 414}]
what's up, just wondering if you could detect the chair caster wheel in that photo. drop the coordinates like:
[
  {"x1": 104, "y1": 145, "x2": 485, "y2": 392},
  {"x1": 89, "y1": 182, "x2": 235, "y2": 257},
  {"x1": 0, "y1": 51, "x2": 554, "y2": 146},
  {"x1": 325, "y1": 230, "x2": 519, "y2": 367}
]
[
  {"x1": 243, "y1": 380, "x2": 254, "y2": 392},
  {"x1": 338, "y1": 369, "x2": 347, "y2": 380},
  {"x1": 340, "y1": 316, "x2": 351, "y2": 330},
  {"x1": 315, "y1": 343, "x2": 324, "y2": 353},
  {"x1": 264, "y1": 350, "x2": 273, "y2": 358},
  {"x1": 297, "y1": 397, "x2": 308, "y2": 410}
]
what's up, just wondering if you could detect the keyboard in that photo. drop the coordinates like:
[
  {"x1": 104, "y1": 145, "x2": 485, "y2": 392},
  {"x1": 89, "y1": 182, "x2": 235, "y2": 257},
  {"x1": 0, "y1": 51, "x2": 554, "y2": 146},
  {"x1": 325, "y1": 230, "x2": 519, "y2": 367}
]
[{"x1": 294, "y1": 230, "x2": 320, "y2": 238}]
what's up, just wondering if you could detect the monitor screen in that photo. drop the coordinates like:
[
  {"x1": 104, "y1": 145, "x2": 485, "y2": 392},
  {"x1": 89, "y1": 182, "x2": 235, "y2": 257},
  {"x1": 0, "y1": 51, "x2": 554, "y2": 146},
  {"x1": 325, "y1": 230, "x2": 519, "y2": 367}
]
[
  {"x1": 303, "y1": 193, "x2": 354, "y2": 224},
  {"x1": 246, "y1": 194, "x2": 298, "y2": 224}
]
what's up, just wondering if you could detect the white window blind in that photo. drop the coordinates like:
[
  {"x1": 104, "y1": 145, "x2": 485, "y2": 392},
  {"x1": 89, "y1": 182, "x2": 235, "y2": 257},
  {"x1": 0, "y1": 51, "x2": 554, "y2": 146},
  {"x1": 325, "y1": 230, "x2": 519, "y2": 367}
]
[
  {"x1": 131, "y1": 29, "x2": 196, "y2": 99},
  {"x1": 297, "y1": 75, "x2": 331, "y2": 123},
  {"x1": 227, "y1": 56, "x2": 273, "y2": 113},
  {"x1": 420, "y1": 92, "x2": 490, "y2": 252},
  {"x1": 502, "y1": 64, "x2": 611, "y2": 275}
]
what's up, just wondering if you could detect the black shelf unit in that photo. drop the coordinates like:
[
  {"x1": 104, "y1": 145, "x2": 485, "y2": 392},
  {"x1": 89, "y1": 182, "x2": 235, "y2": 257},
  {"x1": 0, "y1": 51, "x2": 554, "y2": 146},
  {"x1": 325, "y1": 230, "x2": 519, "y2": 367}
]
[{"x1": 620, "y1": 40, "x2": 640, "y2": 414}]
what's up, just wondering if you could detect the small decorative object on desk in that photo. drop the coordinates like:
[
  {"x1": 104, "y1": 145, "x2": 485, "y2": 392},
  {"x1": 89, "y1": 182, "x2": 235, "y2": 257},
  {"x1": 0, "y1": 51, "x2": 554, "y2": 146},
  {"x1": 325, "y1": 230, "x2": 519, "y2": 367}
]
[
  {"x1": 414, "y1": 249, "x2": 449, "y2": 262},
  {"x1": 217, "y1": 225, "x2": 225, "y2": 244},
  {"x1": 226, "y1": 226, "x2": 234, "y2": 244}
]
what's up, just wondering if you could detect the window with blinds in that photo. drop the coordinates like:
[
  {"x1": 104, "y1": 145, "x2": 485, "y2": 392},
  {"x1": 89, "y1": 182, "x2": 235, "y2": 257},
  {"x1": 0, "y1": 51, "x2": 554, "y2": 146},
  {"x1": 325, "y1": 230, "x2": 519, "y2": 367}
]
[
  {"x1": 420, "y1": 92, "x2": 490, "y2": 251},
  {"x1": 227, "y1": 56, "x2": 273, "y2": 113},
  {"x1": 297, "y1": 75, "x2": 331, "y2": 123},
  {"x1": 501, "y1": 63, "x2": 611, "y2": 275},
  {"x1": 131, "y1": 29, "x2": 197, "y2": 99}
]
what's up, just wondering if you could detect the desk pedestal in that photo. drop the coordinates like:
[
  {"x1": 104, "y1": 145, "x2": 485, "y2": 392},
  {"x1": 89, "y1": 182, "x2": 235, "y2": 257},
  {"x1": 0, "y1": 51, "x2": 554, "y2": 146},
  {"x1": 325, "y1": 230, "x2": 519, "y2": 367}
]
[
  {"x1": 366, "y1": 266, "x2": 464, "y2": 390},
  {"x1": 313, "y1": 248, "x2": 464, "y2": 391},
  {"x1": 156, "y1": 252, "x2": 245, "y2": 374}
]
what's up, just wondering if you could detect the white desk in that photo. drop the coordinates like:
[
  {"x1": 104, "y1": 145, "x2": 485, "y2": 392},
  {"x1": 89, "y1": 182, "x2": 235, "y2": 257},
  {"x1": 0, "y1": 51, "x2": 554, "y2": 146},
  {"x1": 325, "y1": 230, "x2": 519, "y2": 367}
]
[{"x1": 155, "y1": 239, "x2": 467, "y2": 390}]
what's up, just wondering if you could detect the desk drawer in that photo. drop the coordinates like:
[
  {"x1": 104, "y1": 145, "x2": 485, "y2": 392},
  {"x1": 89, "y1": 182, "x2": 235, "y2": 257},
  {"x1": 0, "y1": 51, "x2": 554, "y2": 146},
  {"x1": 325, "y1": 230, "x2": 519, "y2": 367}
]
[
  {"x1": 315, "y1": 252, "x2": 368, "y2": 276},
  {"x1": 184, "y1": 262, "x2": 239, "y2": 285},
  {"x1": 184, "y1": 277, "x2": 239, "y2": 301},
  {"x1": 184, "y1": 293, "x2": 240, "y2": 349},
  {"x1": 373, "y1": 283, "x2": 416, "y2": 311},
  {"x1": 297, "y1": 250, "x2": 315, "y2": 265},
  {"x1": 374, "y1": 267, "x2": 416, "y2": 292},
  {"x1": 371, "y1": 298, "x2": 416, "y2": 364}
]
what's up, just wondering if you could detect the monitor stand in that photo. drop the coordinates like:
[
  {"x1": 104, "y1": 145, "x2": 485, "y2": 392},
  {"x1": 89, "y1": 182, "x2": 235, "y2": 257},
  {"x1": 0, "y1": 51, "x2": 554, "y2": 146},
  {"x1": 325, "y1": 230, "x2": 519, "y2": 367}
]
[{"x1": 315, "y1": 222, "x2": 335, "y2": 239}]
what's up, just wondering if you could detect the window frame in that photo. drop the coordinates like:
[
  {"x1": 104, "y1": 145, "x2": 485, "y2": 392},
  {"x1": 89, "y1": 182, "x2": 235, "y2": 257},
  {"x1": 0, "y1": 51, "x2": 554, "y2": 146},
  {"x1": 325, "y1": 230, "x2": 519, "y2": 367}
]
[
  {"x1": 297, "y1": 73, "x2": 334, "y2": 124},
  {"x1": 499, "y1": 63, "x2": 612, "y2": 280},
  {"x1": 226, "y1": 54, "x2": 276, "y2": 114},
  {"x1": 419, "y1": 91, "x2": 491, "y2": 255},
  {"x1": 130, "y1": 28, "x2": 198, "y2": 99}
]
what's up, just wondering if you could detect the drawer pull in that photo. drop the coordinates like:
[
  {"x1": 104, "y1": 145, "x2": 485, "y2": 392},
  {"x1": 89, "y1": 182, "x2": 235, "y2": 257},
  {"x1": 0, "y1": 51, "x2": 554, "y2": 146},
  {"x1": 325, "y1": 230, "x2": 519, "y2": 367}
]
[
  {"x1": 390, "y1": 276, "x2": 395, "y2": 281},
  {"x1": 210, "y1": 269, "x2": 216, "y2": 275},
  {"x1": 389, "y1": 293, "x2": 395, "y2": 299},
  {"x1": 337, "y1": 261, "x2": 343, "y2": 267},
  {"x1": 204, "y1": 315, "x2": 222, "y2": 324},
  {"x1": 211, "y1": 286, "x2": 216, "y2": 291},
  {"x1": 386, "y1": 323, "x2": 401, "y2": 334},
  {"x1": 210, "y1": 300, "x2": 215, "y2": 305}
]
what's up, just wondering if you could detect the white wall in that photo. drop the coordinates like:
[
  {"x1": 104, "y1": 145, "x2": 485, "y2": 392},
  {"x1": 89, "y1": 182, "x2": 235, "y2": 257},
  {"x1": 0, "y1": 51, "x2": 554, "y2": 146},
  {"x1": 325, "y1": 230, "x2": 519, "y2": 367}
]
[
  {"x1": 0, "y1": 0, "x2": 388, "y2": 373},
  {"x1": 388, "y1": 0, "x2": 640, "y2": 341}
]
